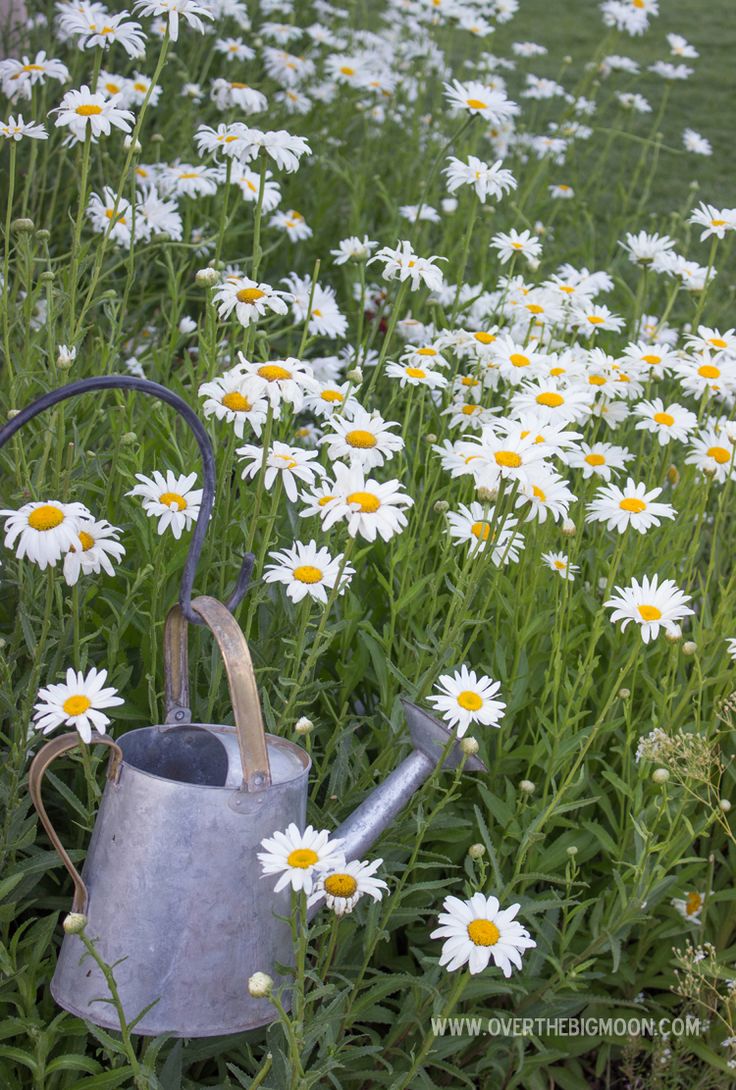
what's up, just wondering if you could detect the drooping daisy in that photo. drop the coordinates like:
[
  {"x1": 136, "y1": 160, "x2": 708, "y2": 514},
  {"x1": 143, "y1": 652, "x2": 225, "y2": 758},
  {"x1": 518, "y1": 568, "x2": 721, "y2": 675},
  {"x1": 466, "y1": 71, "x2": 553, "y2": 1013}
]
[
  {"x1": 238, "y1": 441, "x2": 324, "y2": 503},
  {"x1": 263, "y1": 540, "x2": 354, "y2": 604},
  {"x1": 212, "y1": 276, "x2": 291, "y2": 328},
  {"x1": 33, "y1": 667, "x2": 124, "y2": 744},
  {"x1": 0, "y1": 114, "x2": 48, "y2": 141},
  {"x1": 62, "y1": 516, "x2": 125, "y2": 586},
  {"x1": 320, "y1": 409, "x2": 404, "y2": 470},
  {"x1": 309, "y1": 858, "x2": 388, "y2": 915},
  {"x1": 427, "y1": 665, "x2": 506, "y2": 737},
  {"x1": 430, "y1": 893, "x2": 536, "y2": 977},
  {"x1": 542, "y1": 551, "x2": 579, "y2": 581},
  {"x1": 269, "y1": 208, "x2": 313, "y2": 242},
  {"x1": 444, "y1": 155, "x2": 517, "y2": 203},
  {"x1": 633, "y1": 399, "x2": 697, "y2": 446},
  {"x1": 672, "y1": 891, "x2": 705, "y2": 924},
  {"x1": 52, "y1": 85, "x2": 134, "y2": 143},
  {"x1": 605, "y1": 575, "x2": 694, "y2": 643},
  {"x1": 198, "y1": 372, "x2": 269, "y2": 438},
  {"x1": 330, "y1": 235, "x2": 377, "y2": 265},
  {"x1": 446, "y1": 502, "x2": 525, "y2": 566},
  {"x1": 369, "y1": 240, "x2": 445, "y2": 292},
  {"x1": 127, "y1": 471, "x2": 202, "y2": 539},
  {"x1": 312, "y1": 462, "x2": 413, "y2": 542},
  {"x1": 586, "y1": 479, "x2": 675, "y2": 534},
  {"x1": 235, "y1": 355, "x2": 319, "y2": 413},
  {"x1": 133, "y1": 0, "x2": 213, "y2": 41},
  {"x1": 1, "y1": 500, "x2": 88, "y2": 570},
  {"x1": 257, "y1": 823, "x2": 345, "y2": 895}
]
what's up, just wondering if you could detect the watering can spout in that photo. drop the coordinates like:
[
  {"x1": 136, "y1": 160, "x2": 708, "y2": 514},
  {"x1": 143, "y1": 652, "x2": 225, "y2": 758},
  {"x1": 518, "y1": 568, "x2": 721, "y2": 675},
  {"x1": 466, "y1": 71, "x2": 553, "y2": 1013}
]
[{"x1": 331, "y1": 699, "x2": 487, "y2": 864}]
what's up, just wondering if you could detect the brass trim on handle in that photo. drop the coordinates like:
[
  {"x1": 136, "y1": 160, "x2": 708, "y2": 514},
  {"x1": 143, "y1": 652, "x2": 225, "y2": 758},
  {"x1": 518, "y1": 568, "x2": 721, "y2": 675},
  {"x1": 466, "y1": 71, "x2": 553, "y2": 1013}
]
[
  {"x1": 28, "y1": 733, "x2": 123, "y2": 914},
  {"x1": 163, "y1": 595, "x2": 272, "y2": 792}
]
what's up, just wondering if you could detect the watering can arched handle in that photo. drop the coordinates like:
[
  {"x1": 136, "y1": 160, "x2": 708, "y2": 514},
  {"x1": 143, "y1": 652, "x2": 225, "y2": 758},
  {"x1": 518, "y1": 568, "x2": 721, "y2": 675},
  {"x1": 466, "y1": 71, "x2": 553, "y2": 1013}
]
[
  {"x1": 28, "y1": 732, "x2": 123, "y2": 914},
  {"x1": 0, "y1": 375, "x2": 254, "y2": 624},
  {"x1": 163, "y1": 595, "x2": 272, "y2": 791}
]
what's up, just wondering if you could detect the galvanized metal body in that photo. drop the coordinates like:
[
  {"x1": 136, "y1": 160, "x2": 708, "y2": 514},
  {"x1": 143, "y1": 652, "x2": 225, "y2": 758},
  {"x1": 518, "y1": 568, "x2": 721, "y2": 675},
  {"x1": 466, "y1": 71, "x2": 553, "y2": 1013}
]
[{"x1": 51, "y1": 724, "x2": 310, "y2": 1037}]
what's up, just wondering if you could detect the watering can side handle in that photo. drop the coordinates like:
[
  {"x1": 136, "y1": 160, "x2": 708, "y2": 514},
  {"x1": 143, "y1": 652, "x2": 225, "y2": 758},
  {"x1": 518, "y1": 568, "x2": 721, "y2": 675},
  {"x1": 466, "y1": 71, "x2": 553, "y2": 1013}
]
[
  {"x1": 163, "y1": 596, "x2": 272, "y2": 792},
  {"x1": 28, "y1": 733, "x2": 123, "y2": 915}
]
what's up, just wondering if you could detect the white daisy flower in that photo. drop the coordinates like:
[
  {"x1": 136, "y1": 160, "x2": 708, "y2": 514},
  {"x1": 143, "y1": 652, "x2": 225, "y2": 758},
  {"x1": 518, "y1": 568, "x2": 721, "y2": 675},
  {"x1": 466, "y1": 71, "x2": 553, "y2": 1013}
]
[
  {"x1": 369, "y1": 240, "x2": 445, "y2": 293},
  {"x1": 443, "y1": 79, "x2": 519, "y2": 125},
  {"x1": 726, "y1": 638, "x2": 736, "y2": 662},
  {"x1": 62, "y1": 516, "x2": 125, "y2": 586},
  {"x1": 257, "y1": 822, "x2": 345, "y2": 895},
  {"x1": 302, "y1": 381, "x2": 359, "y2": 419},
  {"x1": 263, "y1": 539, "x2": 354, "y2": 604},
  {"x1": 385, "y1": 361, "x2": 448, "y2": 389},
  {"x1": 430, "y1": 892, "x2": 536, "y2": 976},
  {"x1": 198, "y1": 372, "x2": 269, "y2": 438},
  {"x1": 564, "y1": 441, "x2": 633, "y2": 481},
  {"x1": 1, "y1": 500, "x2": 88, "y2": 570},
  {"x1": 235, "y1": 354, "x2": 319, "y2": 413},
  {"x1": 684, "y1": 426, "x2": 736, "y2": 482},
  {"x1": 427, "y1": 665, "x2": 506, "y2": 737},
  {"x1": 126, "y1": 471, "x2": 202, "y2": 539},
  {"x1": 330, "y1": 235, "x2": 377, "y2": 265},
  {"x1": 633, "y1": 399, "x2": 698, "y2": 446},
  {"x1": 133, "y1": 0, "x2": 213, "y2": 41},
  {"x1": 212, "y1": 276, "x2": 291, "y2": 328},
  {"x1": 446, "y1": 502, "x2": 525, "y2": 565},
  {"x1": 586, "y1": 479, "x2": 675, "y2": 534},
  {"x1": 490, "y1": 228, "x2": 542, "y2": 265},
  {"x1": 444, "y1": 155, "x2": 517, "y2": 203},
  {"x1": 309, "y1": 858, "x2": 388, "y2": 915},
  {"x1": 52, "y1": 85, "x2": 134, "y2": 143},
  {"x1": 320, "y1": 409, "x2": 404, "y2": 470},
  {"x1": 672, "y1": 891, "x2": 705, "y2": 924},
  {"x1": 542, "y1": 551, "x2": 578, "y2": 581},
  {"x1": 269, "y1": 208, "x2": 313, "y2": 242},
  {"x1": 605, "y1": 575, "x2": 694, "y2": 643},
  {"x1": 33, "y1": 667, "x2": 124, "y2": 744},
  {"x1": 311, "y1": 462, "x2": 413, "y2": 542},
  {"x1": 0, "y1": 114, "x2": 48, "y2": 140},
  {"x1": 237, "y1": 441, "x2": 325, "y2": 502}
]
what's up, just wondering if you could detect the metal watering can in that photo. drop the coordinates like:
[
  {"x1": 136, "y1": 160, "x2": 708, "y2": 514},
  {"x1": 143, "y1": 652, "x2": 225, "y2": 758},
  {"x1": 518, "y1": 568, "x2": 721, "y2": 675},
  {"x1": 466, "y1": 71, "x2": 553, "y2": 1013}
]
[{"x1": 2, "y1": 376, "x2": 487, "y2": 1038}]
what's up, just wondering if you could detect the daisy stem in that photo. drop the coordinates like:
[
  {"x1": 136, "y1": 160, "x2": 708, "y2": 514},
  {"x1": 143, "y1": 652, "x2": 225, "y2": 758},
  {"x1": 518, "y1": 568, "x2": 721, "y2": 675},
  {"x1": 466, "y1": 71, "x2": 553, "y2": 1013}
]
[
  {"x1": 293, "y1": 890, "x2": 308, "y2": 1048},
  {"x1": 450, "y1": 198, "x2": 478, "y2": 326},
  {"x1": 250, "y1": 152, "x2": 267, "y2": 281},
  {"x1": 2, "y1": 140, "x2": 17, "y2": 391},
  {"x1": 394, "y1": 970, "x2": 470, "y2": 1090},
  {"x1": 248, "y1": 1054, "x2": 272, "y2": 1090},
  {"x1": 245, "y1": 404, "x2": 274, "y2": 554},
  {"x1": 691, "y1": 236, "x2": 719, "y2": 331},
  {"x1": 269, "y1": 991, "x2": 305, "y2": 1087},
  {"x1": 363, "y1": 279, "x2": 409, "y2": 401},
  {"x1": 297, "y1": 259, "x2": 320, "y2": 357},
  {"x1": 214, "y1": 156, "x2": 232, "y2": 265},
  {"x1": 318, "y1": 914, "x2": 341, "y2": 981},
  {"x1": 410, "y1": 114, "x2": 475, "y2": 239},
  {"x1": 78, "y1": 741, "x2": 100, "y2": 809}
]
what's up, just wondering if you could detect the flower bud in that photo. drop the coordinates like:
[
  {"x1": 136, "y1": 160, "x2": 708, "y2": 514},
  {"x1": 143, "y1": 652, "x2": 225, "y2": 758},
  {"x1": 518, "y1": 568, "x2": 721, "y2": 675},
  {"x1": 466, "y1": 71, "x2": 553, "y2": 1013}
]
[
  {"x1": 461, "y1": 736, "x2": 479, "y2": 756},
  {"x1": 124, "y1": 136, "x2": 142, "y2": 153},
  {"x1": 11, "y1": 217, "x2": 34, "y2": 234},
  {"x1": 618, "y1": 688, "x2": 631, "y2": 699},
  {"x1": 36, "y1": 229, "x2": 51, "y2": 242},
  {"x1": 424, "y1": 432, "x2": 437, "y2": 444},
  {"x1": 433, "y1": 499, "x2": 449, "y2": 514},
  {"x1": 652, "y1": 768, "x2": 670, "y2": 784},
  {"x1": 196, "y1": 267, "x2": 219, "y2": 286},
  {"x1": 566, "y1": 845, "x2": 578, "y2": 856},
  {"x1": 150, "y1": 132, "x2": 164, "y2": 144},
  {"x1": 468, "y1": 843, "x2": 485, "y2": 859},
  {"x1": 667, "y1": 464, "x2": 680, "y2": 486},
  {"x1": 63, "y1": 912, "x2": 88, "y2": 934},
  {"x1": 346, "y1": 367, "x2": 363, "y2": 384},
  {"x1": 519, "y1": 779, "x2": 535, "y2": 795},
  {"x1": 476, "y1": 484, "x2": 497, "y2": 503},
  {"x1": 248, "y1": 972, "x2": 273, "y2": 998},
  {"x1": 682, "y1": 641, "x2": 697, "y2": 655},
  {"x1": 57, "y1": 345, "x2": 76, "y2": 367},
  {"x1": 121, "y1": 431, "x2": 138, "y2": 445},
  {"x1": 665, "y1": 624, "x2": 682, "y2": 643},
  {"x1": 294, "y1": 716, "x2": 314, "y2": 735},
  {"x1": 561, "y1": 517, "x2": 576, "y2": 537},
  {"x1": 7, "y1": 409, "x2": 20, "y2": 420},
  {"x1": 39, "y1": 270, "x2": 55, "y2": 284},
  {"x1": 719, "y1": 798, "x2": 732, "y2": 813}
]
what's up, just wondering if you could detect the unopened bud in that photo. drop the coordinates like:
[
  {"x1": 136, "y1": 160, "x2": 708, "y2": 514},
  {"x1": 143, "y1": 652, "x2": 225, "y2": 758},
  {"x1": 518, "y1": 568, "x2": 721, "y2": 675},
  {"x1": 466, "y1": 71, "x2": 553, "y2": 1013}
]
[
  {"x1": 123, "y1": 136, "x2": 142, "y2": 152},
  {"x1": 36, "y1": 229, "x2": 51, "y2": 241},
  {"x1": 346, "y1": 367, "x2": 363, "y2": 384},
  {"x1": 11, "y1": 217, "x2": 34, "y2": 234},
  {"x1": 63, "y1": 912, "x2": 88, "y2": 934},
  {"x1": 665, "y1": 625, "x2": 682, "y2": 643},
  {"x1": 196, "y1": 267, "x2": 220, "y2": 286},
  {"x1": 424, "y1": 432, "x2": 437, "y2": 444},
  {"x1": 7, "y1": 409, "x2": 20, "y2": 420},
  {"x1": 461, "y1": 736, "x2": 479, "y2": 756},
  {"x1": 652, "y1": 768, "x2": 670, "y2": 784},
  {"x1": 40, "y1": 270, "x2": 55, "y2": 284},
  {"x1": 561, "y1": 517, "x2": 576, "y2": 537},
  {"x1": 566, "y1": 845, "x2": 578, "y2": 856},
  {"x1": 618, "y1": 688, "x2": 631, "y2": 699},
  {"x1": 719, "y1": 799, "x2": 731, "y2": 813},
  {"x1": 682, "y1": 640, "x2": 697, "y2": 655},
  {"x1": 476, "y1": 485, "x2": 497, "y2": 503},
  {"x1": 248, "y1": 972, "x2": 273, "y2": 998},
  {"x1": 294, "y1": 716, "x2": 314, "y2": 735},
  {"x1": 519, "y1": 779, "x2": 535, "y2": 795},
  {"x1": 667, "y1": 464, "x2": 680, "y2": 486},
  {"x1": 433, "y1": 499, "x2": 449, "y2": 514},
  {"x1": 121, "y1": 431, "x2": 137, "y2": 445},
  {"x1": 150, "y1": 132, "x2": 165, "y2": 144},
  {"x1": 468, "y1": 843, "x2": 485, "y2": 859},
  {"x1": 703, "y1": 463, "x2": 717, "y2": 478}
]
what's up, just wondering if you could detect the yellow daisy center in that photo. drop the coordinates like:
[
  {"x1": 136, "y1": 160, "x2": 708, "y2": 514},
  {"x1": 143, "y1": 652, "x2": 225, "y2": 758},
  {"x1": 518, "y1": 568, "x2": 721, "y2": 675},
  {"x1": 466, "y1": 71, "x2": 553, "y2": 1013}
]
[
  {"x1": 467, "y1": 918, "x2": 500, "y2": 946},
  {"x1": 536, "y1": 392, "x2": 564, "y2": 408},
  {"x1": 710, "y1": 219, "x2": 726, "y2": 227},
  {"x1": 28, "y1": 504, "x2": 65, "y2": 531},
  {"x1": 324, "y1": 873, "x2": 358, "y2": 897},
  {"x1": 637, "y1": 604, "x2": 661, "y2": 621},
  {"x1": 653, "y1": 411, "x2": 674, "y2": 427},
  {"x1": 76, "y1": 104, "x2": 103, "y2": 116},
  {"x1": 706, "y1": 445, "x2": 730, "y2": 464},
  {"x1": 474, "y1": 331, "x2": 495, "y2": 344},
  {"x1": 533, "y1": 485, "x2": 546, "y2": 501},
  {"x1": 471, "y1": 521, "x2": 491, "y2": 541},
  {"x1": 587, "y1": 315, "x2": 605, "y2": 325},
  {"x1": 159, "y1": 491, "x2": 187, "y2": 510},
  {"x1": 641, "y1": 354, "x2": 661, "y2": 365},
  {"x1": 346, "y1": 429, "x2": 377, "y2": 449},
  {"x1": 466, "y1": 98, "x2": 488, "y2": 110},
  {"x1": 340, "y1": 65, "x2": 355, "y2": 76},
  {"x1": 321, "y1": 389, "x2": 344, "y2": 403},
  {"x1": 259, "y1": 364, "x2": 291, "y2": 381},
  {"x1": 318, "y1": 495, "x2": 335, "y2": 506},
  {"x1": 495, "y1": 450, "x2": 522, "y2": 468},
  {"x1": 709, "y1": 337, "x2": 727, "y2": 349},
  {"x1": 287, "y1": 848, "x2": 319, "y2": 869},
  {"x1": 237, "y1": 287, "x2": 265, "y2": 303},
  {"x1": 698, "y1": 364, "x2": 720, "y2": 379},
  {"x1": 509, "y1": 353, "x2": 530, "y2": 368},
  {"x1": 293, "y1": 564, "x2": 323, "y2": 584},
  {"x1": 63, "y1": 694, "x2": 92, "y2": 717},
  {"x1": 417, "y1": 347, "x2": 437, "y2": 356},
  {"x1": 686, "y1": 891, "x2": 703, "y2": 915},
  {"x1": 526, "y1": 304, "x2": 544, "y2": 315},
  {"x1": 78, "y1": 531, "x2": 95, "y2": 552},
  {"x1": 585, "y1": 453, "x2": 605, "y2": 466},
  {"x1": 23, "y1": 63, "x2": 44, "y2": 71},
  {"x1": 222, "y1": 391, "x2": 251, "y2": 412},
  {"x1": 553, "y1": 559, "x2": 566, "y2": 570},
  {"x1": 461, "y1": 404, "x2": 480, "y2": 415},
  {"x1": 406, "y1": 367, "x2": 426, "y2": 379},
  {"x1": 347, "y1": 490, "x2": 380, "y2": 513},
  {"x1": 457, "y1": 690, "x2": 483, "y2": 711},
  {"x1": 588, "y1": 374, "x2": 607, "y2": 386},
  {"x1": 620, "y1": 497, "x2": 646, "y2": 513}
]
